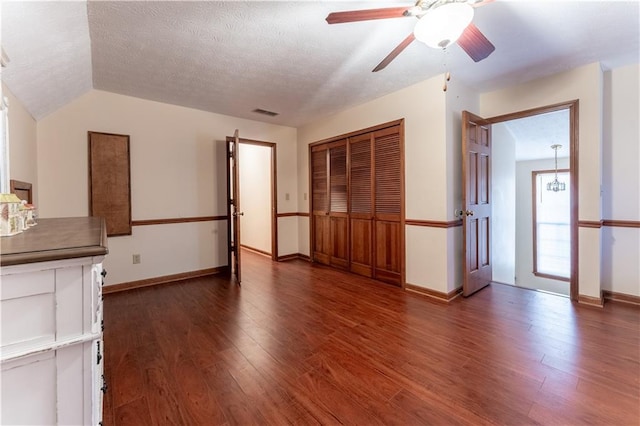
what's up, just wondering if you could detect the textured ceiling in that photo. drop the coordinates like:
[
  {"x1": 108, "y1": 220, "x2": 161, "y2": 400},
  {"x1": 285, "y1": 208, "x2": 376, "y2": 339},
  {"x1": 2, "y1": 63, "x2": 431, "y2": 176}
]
[
  {"x1": 1, "y1": 1, "x2": 92, "y2": 120},
  {"x1": 1, "y1": 1, "x2": 639, "y2": 126},
  {"x1": 502, "y1": 109, "x2": 570, "y2": 161}
]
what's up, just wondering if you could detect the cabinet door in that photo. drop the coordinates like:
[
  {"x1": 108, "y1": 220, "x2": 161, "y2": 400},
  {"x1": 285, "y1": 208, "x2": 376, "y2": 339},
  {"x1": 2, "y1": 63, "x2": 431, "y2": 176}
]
[
  {"x1": 349, "y1": 133, "x2": 373, "y2": 277},
  {"x1": 374, "y1": 126, "x2": 402, "y2": 285},
  {"x1": 1, "y1": 352, "x2": 57, "y2": 425}
]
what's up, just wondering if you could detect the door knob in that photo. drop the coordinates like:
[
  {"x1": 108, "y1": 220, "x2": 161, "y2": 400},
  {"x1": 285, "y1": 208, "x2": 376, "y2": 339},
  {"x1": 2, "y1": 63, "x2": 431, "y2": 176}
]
[
  {"x1": 465, "y1": 210, "x2": 474, "y2": 217},
  {"x1": 233, "y1": 212, "x2": 244, "y2": 217}
]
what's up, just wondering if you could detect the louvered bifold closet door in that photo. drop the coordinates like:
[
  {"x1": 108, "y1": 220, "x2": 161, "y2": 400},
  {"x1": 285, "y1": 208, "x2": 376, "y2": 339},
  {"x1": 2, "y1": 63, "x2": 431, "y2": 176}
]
[
  {"x1": 374, "y1": 126, "x2": 402, "y2": 285},
  {"x1": 311, "y1": 145, "x2": 331, "y2": 265},
  {"x1": 349, "y1": 133, "x2": 373, "y2": 277},
  {"x1": 329, "y1": 141, "x2": 349, "y2": 269}
]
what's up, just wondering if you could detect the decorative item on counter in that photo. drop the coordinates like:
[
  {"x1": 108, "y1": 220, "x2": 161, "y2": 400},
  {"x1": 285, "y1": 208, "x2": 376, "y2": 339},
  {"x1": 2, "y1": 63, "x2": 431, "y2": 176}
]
[
  {"x1": 1, "y1": 193, "x2": 23, "y2": 236},
  {"x1": 17, "y1": 201, "x2": 27, "y2": 231},
  {"x1": 24, "y1": 202, "x2": 37, "y2": 227}
]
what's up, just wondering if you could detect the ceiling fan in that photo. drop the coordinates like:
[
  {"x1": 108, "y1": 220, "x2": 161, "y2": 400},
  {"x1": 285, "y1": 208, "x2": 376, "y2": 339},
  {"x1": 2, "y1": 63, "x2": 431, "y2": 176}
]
[{"x1": 326, "y1": 0, "x2": 496, "y2": 72}]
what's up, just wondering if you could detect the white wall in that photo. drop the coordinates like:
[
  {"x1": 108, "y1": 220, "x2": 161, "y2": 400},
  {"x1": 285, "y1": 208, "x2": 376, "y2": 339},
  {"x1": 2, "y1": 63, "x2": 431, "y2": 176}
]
[
  {"x1": 491, "y1": 123, "x2": 517, "y2": 285},
  {"x1": 601, "y1": 63, "x2": 640, "y2": 296},
  {"x1": 481, "y1": 62, "x2": 604, "y2": 299},
  {"x1": 3, "y1": 84, "x2": 37, "y2": 203},
  {"x1": 36, "y1": 90, "x2": 297, "y2": 286},
  {"x1": 239, "y1": 143, "x2": 271, "y2": 254},
  {"x1": 515, "y1": 158, "x2": 570, "y2": 296}
]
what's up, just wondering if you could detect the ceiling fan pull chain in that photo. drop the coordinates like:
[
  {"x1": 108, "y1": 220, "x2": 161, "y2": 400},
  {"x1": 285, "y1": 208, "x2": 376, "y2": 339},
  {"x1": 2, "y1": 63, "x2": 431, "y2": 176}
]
[{"x1": 442, "y1": 48, "x2": 451, "y2": 92}]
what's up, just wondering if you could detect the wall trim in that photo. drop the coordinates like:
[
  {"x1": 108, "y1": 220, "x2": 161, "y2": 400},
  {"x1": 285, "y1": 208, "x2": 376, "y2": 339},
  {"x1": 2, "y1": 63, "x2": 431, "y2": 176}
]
[
  {"x1": 602, "y1": 290, "x2": 640, "y2": 306},
  {"x1": 103, "y1": 266, "x2": 228, "y2": 294},
  {"x1": 277, "y1": 253, "x2": 311, "y2": 262},
  {"x1": 405, "y1": 219, "x2": 462, "y2": 228},
  {"x1": 578, "y1": 293, "x2": 604, "y2": 308},
  {"x1": 533, "y1": 272, "x2": 571, "y2": 282},
  {"x1": 132, "y1": 216, "x2": 227, "y2": 226},
  {"x1": 577, "y1": 220, "x2": 640, "y2": 229},
  {"x1": 404, "y1": 283, "x2": 463, "y2": 303},
  {"x1": 602, "y1": 220, "x2": 640, "y2": 228},
  {"x1": 276, "y1": 212, "x2": 310, "y2": 218},
  {"x1": 578, "y1": 220, "x2": 603, "y2": 228},
  {"x1": 240, "y1": 244, "x2": 271, "y2": 257}
]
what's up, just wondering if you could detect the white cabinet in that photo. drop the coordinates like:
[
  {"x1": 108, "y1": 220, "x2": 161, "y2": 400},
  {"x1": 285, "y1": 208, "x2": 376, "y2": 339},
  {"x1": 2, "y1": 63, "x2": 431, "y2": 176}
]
[{"x1": 1, "y1": 217, "x2": 108, "y2": 426}]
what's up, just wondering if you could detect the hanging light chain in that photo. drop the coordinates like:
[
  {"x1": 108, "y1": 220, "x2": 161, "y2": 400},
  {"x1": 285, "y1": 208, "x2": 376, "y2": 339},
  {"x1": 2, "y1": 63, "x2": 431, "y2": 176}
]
[{"x1": 547, "y1": 144, "x2": 566, "y2": 192}]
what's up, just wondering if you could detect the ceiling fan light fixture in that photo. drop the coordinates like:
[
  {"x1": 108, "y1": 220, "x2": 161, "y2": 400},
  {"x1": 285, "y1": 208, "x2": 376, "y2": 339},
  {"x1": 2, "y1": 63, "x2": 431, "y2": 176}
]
[{"x1": 414, "y1": 2, "x2": 474, "y2": 49}]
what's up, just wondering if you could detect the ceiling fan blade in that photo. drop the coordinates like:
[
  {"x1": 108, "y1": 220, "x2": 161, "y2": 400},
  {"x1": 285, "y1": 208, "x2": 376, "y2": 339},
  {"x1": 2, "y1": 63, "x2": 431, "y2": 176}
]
[
  {"x1": 326, "y1": 7, "x2": 410, "y2": 24},
  {"x1": 457, "y1": 23, "x2": 495, "y2": 62},
  {"x1": 373, "y1": 33, "x2": 416, "y2": 72}
]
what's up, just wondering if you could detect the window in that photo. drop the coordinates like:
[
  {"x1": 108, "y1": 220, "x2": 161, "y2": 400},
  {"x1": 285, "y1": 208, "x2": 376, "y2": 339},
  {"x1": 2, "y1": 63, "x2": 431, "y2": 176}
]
[
  {"x1": 0, "y1": 95, "x2": 9, "y2": 193},
  {"x1": 533, "y1": 170, "x2": 570, "y2": 280}
]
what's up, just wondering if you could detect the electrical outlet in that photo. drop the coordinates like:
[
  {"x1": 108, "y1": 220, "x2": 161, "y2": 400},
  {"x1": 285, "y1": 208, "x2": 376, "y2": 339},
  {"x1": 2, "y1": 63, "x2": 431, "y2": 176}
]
[
  {"x1": 132, "y1": 254, "x2": 141, "y2": 264},
  {"x1": 304, "y1": 192, "x2": 307, "y2": 201},
  {"x1": 285, "y1": 193, "x2": 290, "y2": 201}
]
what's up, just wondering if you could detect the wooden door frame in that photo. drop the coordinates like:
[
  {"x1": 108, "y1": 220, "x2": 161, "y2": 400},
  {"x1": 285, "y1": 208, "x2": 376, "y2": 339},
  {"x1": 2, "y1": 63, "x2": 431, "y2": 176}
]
[
  {"x1": 226, "y1": 133, "x2": 241, "y2": 282},
  {"x1": 237, "y1": 138, "x2": 278, "y2": 261},
  {"x1": 484, "y1": 100, "x2": 579, "y2": 301}
]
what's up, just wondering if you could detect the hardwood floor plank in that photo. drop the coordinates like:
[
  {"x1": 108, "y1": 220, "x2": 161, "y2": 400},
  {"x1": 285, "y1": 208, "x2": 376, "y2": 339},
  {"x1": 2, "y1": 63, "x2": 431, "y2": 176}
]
[
  {"x1": 202, "y1": 361, "x2": 268, "y2": 425},
  {"x1": 113, "y1": 397, "x2": 153, "y2": 426},
  {"x1": 102, "y1": 249, "x2": 640, "y2": 425},
  {"x1": 390, "y1": 388, "x2": 493, "y2": 426}
]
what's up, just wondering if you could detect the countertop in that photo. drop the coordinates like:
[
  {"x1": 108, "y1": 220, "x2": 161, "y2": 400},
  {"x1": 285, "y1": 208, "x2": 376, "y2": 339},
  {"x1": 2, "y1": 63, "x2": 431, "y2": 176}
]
[{"x1": 1, "y1": 217, "x2": 108, "y2": 267}]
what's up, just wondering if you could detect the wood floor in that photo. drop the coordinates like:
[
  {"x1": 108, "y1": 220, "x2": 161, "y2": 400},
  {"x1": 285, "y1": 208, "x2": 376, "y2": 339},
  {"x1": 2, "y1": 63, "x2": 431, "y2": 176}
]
[{"x1": 102, "y1": 250, "x2": 640, "y2": 425}]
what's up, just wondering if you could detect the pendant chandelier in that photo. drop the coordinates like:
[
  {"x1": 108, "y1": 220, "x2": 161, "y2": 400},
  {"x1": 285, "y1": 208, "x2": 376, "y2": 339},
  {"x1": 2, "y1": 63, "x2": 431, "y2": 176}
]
[{"x1": 547, "y1": 144, "x2": 566, "y2": 192}]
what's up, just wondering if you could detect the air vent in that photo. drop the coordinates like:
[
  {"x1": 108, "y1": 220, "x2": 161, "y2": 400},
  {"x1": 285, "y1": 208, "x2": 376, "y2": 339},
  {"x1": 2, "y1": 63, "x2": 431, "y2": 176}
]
[{"x1": 252, "y1": 108, "x2": 279, "y2": 117}]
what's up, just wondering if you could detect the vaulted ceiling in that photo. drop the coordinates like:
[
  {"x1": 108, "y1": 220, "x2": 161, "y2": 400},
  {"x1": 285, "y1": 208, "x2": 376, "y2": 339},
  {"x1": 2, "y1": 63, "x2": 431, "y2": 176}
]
[{"x1": 2, "y1": 1, "x2": 638, "y2": 127}]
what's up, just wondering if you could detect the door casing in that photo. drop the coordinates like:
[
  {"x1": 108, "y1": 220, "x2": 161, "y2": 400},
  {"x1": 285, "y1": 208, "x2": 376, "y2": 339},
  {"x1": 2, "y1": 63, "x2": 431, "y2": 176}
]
[{"x1": 483, "y1": 100, "x2": 579, "y2": 301}]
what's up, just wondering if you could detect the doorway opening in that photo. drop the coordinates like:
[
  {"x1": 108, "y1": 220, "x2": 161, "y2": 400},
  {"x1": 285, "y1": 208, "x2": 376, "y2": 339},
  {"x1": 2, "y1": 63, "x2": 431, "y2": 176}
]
[
  {"x1": 238, "y1": 141, "x2": 277, "y2": 260},
  {"x1": 227, "y1": 133, "x2": 278, "y2": 284},
  {"x1": 488, "y1": 101, "x2": 578, "y2": 300}
]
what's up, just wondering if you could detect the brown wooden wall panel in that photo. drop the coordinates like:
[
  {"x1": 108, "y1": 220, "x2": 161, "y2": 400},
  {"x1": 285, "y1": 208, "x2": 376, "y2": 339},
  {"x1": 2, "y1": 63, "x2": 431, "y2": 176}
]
[
  {"x1": 10, "y1": 180, "x2": 32, "y2": 204},
  {"x1": 88, "y1": 131, "x2": 131, "y2": 236}
]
